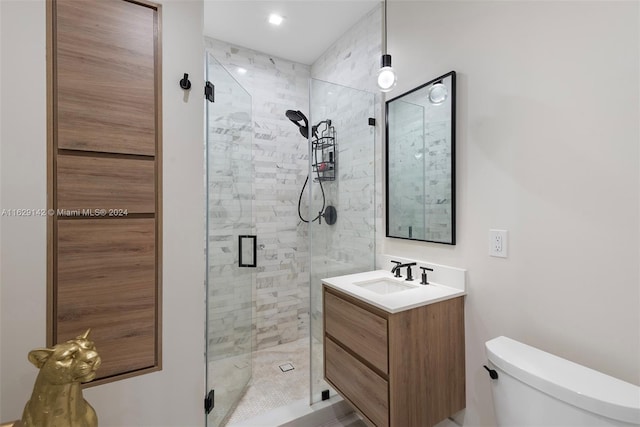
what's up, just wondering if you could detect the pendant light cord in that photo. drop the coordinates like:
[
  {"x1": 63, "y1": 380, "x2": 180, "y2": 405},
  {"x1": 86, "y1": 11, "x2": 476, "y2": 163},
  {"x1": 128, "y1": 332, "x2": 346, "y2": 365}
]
[{"x1": 382, "y1": 0, "x2": 387, "y2": 55}]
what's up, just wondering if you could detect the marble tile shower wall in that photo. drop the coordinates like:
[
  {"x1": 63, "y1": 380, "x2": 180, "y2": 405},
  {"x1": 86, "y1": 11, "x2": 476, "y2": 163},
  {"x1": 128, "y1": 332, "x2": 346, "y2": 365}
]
[
  {"x1": 311, "y1": 5, "x2": 381, "y2": 93},
  {"x1": 206, "y1": 67, "x2": 254, "y2": 359},
  {"x1": 205, "y1": 37, "x2": 311, "y2": 352},
  {"x1": 205, "y1": 4, "x2": 382, "y2": 356},
  {"x1": 308, "y1": 82, "x2": 376, "y2": 342},
  {"x1": 309, "y1": 6, "x2": 381, "y2": 342}
]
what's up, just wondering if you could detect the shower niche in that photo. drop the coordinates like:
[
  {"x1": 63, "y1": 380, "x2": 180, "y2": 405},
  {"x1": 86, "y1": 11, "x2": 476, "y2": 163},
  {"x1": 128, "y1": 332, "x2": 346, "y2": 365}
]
[{"x1": 312, "y1": 121, "x2": 336, "y2": 182}]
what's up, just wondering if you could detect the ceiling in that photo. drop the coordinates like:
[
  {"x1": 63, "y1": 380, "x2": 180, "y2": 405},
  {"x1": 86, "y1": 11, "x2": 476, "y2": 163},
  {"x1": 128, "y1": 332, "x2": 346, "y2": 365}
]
[{"x1": 204, "y1": 1, "x2": 380, "y2": 65}]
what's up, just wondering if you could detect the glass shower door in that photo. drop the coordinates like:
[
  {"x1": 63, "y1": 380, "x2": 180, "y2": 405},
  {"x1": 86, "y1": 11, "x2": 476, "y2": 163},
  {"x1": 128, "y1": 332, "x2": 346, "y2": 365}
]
[
  {"x1": 308, "y1": 79, "x2": 376, "y2": 403},
  {"x1": 205, "y1": 52, "x2": 255, "y2": 427}
]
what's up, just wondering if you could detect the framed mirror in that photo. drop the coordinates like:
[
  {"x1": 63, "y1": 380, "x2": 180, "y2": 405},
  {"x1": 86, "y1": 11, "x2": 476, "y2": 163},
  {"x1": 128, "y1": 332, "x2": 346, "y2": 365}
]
[{"x1": 385, "y1": 71, "x2": 456, "y2": 244}]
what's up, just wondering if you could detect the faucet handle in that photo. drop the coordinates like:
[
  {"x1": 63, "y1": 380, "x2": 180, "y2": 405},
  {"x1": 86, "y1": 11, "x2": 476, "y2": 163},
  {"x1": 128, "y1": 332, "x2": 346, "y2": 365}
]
[
  {"x1": 405, "y1": 263, "x2": 416, "y2": 281},
  {"x1": 400, "y1": 262, "x2": 417, "y2": 281},
  {"x1": 420, "y1": 267, "x2": 434, "y2": 285},
  {"x1": 391, "y1": 260, "x2": 402, "y2": 277}
]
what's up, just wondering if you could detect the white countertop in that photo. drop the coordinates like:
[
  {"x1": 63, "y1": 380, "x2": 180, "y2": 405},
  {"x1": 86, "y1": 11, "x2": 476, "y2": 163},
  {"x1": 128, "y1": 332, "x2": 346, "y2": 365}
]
[{"x1": 322, "y1": 269, "x2": 466, "y2": 314}]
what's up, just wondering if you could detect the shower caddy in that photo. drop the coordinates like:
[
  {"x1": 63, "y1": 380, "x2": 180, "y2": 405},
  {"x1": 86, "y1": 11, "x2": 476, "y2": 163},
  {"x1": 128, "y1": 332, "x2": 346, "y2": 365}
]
[{"x1": 311, "y1": 120, "x2": 336, "y2": 182}]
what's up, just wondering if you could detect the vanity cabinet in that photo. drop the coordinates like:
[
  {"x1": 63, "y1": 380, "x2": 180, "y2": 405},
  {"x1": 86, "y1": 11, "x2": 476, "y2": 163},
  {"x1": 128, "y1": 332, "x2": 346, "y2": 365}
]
[{"x1": 323, "y1": 286, "x2": 465, "y2": 427}]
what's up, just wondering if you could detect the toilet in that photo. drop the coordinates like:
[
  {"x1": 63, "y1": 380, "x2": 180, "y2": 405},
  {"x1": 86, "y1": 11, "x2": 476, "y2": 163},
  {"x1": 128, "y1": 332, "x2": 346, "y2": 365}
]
[{"x1": 485, "y1": 336, "x2": 640, "y2": 426}]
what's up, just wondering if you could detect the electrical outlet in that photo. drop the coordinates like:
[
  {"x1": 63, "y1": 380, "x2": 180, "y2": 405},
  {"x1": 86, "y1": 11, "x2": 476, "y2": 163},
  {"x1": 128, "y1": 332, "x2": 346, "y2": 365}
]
[{"x1": 489, "y1": 229, "x2": 508, "y2": 258}]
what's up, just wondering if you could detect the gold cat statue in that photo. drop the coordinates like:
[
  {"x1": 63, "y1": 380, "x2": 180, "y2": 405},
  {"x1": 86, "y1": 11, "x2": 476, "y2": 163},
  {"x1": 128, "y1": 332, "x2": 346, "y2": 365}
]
[{"x1": 20, "y1": 329, "x2": 101, "y2": 427}]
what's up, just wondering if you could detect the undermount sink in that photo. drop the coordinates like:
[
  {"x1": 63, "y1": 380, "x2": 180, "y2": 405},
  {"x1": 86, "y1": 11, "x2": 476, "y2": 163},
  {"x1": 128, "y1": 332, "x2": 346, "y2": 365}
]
[
  {"x1": 322, "y1": 267, "x2": 466, "y2": 313},
  {"x1": 353, "y1": 278, "x2": 418, "y2": 295}
]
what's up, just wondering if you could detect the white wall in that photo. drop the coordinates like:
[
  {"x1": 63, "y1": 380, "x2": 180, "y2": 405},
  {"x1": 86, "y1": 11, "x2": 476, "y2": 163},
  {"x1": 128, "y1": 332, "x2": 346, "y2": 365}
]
[
  {"x1": 0, "y1": 1, "x2": 48, "y2": 422},
  {"x1": 382, "y1": 1, "x2": 639, "y2": 425},
  {"x1": 0, "y1": 1, "x2": 206, "y2": 425}
]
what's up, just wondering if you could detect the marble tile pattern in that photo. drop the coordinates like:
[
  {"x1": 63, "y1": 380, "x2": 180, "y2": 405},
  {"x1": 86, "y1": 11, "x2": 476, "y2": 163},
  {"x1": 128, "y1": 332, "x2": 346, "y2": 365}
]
[
  {"x1": 308, "y1": 5, "x2": 382, "y2": 402},
  {"x1": 206, "y1": 55, "x2": 255, "y2": 361},
  {"x1": 206, "y1": 4, "x2": 382, "y2": 406},
  {"x1": 388, "y1": 100, "x2": 426, "y2": 238},
  {"x1": 226, "y1": 338, "x2": 310, "y2": 425},
  {"x1": 205, "y1": 37, "x2": 312, "y2": 353},
  {"x1": 311, "y1": 5, "x2": 382, "y2": 94}
]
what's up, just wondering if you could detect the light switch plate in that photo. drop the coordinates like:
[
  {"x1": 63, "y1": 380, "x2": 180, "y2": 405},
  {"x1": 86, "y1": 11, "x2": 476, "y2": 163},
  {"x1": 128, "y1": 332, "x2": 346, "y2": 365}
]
[{"x1": 489, "y1": 229, "x2": 508, "y2": 258}]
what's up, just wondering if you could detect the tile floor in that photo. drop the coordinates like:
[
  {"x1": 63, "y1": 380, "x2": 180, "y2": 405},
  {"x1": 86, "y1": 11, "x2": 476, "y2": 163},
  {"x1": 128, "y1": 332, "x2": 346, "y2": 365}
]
[
  {"x1": 227, "y1": 338, "x2": 310, "y2": 425},
  {"x1": 212, "y1": 337, "x2": 364, "y2": 427},
  {"x1": 321, "y1": 414, "x2": 367, "y2": 427}
]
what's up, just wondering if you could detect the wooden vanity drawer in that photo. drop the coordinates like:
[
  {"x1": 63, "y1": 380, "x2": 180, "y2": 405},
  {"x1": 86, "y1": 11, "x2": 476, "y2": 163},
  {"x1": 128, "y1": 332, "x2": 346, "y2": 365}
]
[
  {"x1": 324, "y1": 289, "x2": 388, "y2": 374},
  {"x1": 325, "y1": 338, "x2": 389, "y2": 427}
]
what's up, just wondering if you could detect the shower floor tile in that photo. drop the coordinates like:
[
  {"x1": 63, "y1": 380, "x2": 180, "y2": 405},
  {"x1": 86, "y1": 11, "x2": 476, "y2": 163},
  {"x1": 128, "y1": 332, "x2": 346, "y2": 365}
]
[{"x1": 226, "y1": 337, "x2": 310, "y2": 425}]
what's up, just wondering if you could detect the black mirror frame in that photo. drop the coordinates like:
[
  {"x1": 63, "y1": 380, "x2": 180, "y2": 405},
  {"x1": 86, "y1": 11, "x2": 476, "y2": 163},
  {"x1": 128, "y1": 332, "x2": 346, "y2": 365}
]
[{"x1": 385, "y1": 70, "x2": 456, "y2": 245}]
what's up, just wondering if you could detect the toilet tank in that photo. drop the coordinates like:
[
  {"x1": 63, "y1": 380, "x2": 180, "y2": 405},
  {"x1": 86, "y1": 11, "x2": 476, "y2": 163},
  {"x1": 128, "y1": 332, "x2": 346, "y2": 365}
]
[{"x1": 485, "y1": 336, "x2": 640, "y2": 426}]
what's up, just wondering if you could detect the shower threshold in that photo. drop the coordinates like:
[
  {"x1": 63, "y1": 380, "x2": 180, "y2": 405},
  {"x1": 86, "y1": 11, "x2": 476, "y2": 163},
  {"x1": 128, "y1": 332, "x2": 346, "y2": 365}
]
[{"x1": 228, "y1": 395, "x2": 352, "y2": 427}]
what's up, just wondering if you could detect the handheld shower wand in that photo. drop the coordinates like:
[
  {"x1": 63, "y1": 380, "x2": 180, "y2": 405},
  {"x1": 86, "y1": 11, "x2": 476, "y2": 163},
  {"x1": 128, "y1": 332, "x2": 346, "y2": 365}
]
[{"x1": 285, "y1": 110, "x2": 334, "y2": 224}]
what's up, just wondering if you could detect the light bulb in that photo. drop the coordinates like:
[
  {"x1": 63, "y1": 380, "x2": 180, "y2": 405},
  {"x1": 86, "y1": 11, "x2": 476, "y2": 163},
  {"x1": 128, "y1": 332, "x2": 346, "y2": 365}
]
[
  {"x1": 377, "y1": 66, "x2": 396, "y2": 92},
  {"x1": 377, "y1": 54, "x2": 397, "y2": 92},
  {"x1": 268, "y1": 13, "x2": 284, "y2": 26},
  {"x1": 428, "y1": 82, "x2": 448, "y2": 105}
]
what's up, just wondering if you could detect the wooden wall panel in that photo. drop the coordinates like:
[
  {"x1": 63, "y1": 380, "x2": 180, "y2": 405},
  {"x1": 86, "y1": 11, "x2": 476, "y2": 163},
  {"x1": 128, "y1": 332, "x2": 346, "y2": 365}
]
[
  {"x1": 49, "y1": 0, "x2": 162, "y2": 384},
  {"x1": 57, "y1": 155, "x2": 155, "y2": 213},
  {"x1": 56, "y1": 219, "x2": 156, "y2": 379},
  {"x1": 56, "y1": 0, "x2": 156, "y2": 155}
]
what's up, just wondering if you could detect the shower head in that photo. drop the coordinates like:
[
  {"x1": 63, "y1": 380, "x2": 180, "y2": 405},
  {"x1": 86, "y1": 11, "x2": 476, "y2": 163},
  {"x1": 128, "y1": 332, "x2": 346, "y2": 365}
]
[
  {"x1": 286, "y1": 110, "x2": 306, "y2": 122},
  {"x1": 285, "y1": 110, "x2": 310, "y2": 138}
]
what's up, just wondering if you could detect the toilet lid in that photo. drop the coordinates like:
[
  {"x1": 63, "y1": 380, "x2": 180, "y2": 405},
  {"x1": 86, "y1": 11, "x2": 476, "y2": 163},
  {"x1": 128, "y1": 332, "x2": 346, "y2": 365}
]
[{"x1": 486, "y1": 336, "x2": 640, "y2": 425}]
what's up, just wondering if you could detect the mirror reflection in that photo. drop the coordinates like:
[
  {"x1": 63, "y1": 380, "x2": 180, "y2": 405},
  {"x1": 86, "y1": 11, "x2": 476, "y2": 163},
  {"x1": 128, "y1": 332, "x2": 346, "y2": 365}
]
[{"x1": 386, "y1": 71, "x2": 456, "y2": 244}]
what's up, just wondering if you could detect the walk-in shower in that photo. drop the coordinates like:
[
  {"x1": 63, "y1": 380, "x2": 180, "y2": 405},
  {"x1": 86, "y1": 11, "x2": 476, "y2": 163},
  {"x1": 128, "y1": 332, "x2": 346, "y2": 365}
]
[{"x1": 204, "y1": 50, "x2": 376, "y2": 426}]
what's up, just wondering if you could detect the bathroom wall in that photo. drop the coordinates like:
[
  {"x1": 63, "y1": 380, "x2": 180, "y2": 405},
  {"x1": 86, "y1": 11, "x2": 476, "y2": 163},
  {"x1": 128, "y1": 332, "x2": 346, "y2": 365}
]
[
  {"x1": 383, "y1": 1, "x2": 639, "y2": 425},
  {"x1": 311, "y1": 5, "x2": 381, "y2": 93},
  {"x1": 205, "y1": 37, "x2": 312, "y2": 351},
  {"x1": 0, "y1": 1, "x2": 206, "y2": 425}
]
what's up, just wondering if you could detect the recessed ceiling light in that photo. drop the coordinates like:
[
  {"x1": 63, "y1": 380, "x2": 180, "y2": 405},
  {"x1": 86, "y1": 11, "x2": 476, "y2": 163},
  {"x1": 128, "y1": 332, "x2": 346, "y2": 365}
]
[
  {"x1": 237, "y1": 67, "x2": 247, "y2": 75},
  {"x1": 268, "y1": 13, "x2": 284, "y2": 26}
]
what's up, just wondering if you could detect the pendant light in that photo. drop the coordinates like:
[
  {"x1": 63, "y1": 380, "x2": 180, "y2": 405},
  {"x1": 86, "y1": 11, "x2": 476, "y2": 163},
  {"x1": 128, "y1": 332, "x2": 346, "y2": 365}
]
[{"x1": 377, "y1": 0, "x2": 396, "y2": 92}]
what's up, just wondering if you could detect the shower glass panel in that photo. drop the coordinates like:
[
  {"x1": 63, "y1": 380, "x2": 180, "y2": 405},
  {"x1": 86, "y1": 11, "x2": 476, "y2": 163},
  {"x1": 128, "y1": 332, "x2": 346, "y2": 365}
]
[
  {"x1": 205, "y1": 52, "x2": 255, "y2": 427},
  {"x1": 308, "y1": 79, "x2": 376, "y2": 403}
]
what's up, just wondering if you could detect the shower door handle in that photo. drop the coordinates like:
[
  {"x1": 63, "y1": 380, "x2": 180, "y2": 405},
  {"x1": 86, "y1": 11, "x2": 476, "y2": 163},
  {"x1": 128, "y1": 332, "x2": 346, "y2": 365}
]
[{"x1": 238, "y1": 235, "x2": 257, "y2": 268}]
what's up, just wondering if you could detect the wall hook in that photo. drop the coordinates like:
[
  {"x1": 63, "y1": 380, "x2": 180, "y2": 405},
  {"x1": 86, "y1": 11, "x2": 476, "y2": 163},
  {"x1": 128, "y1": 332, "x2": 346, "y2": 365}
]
[{"x1": 179, "y1": 73, "x2": 191, "y2": 90}]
